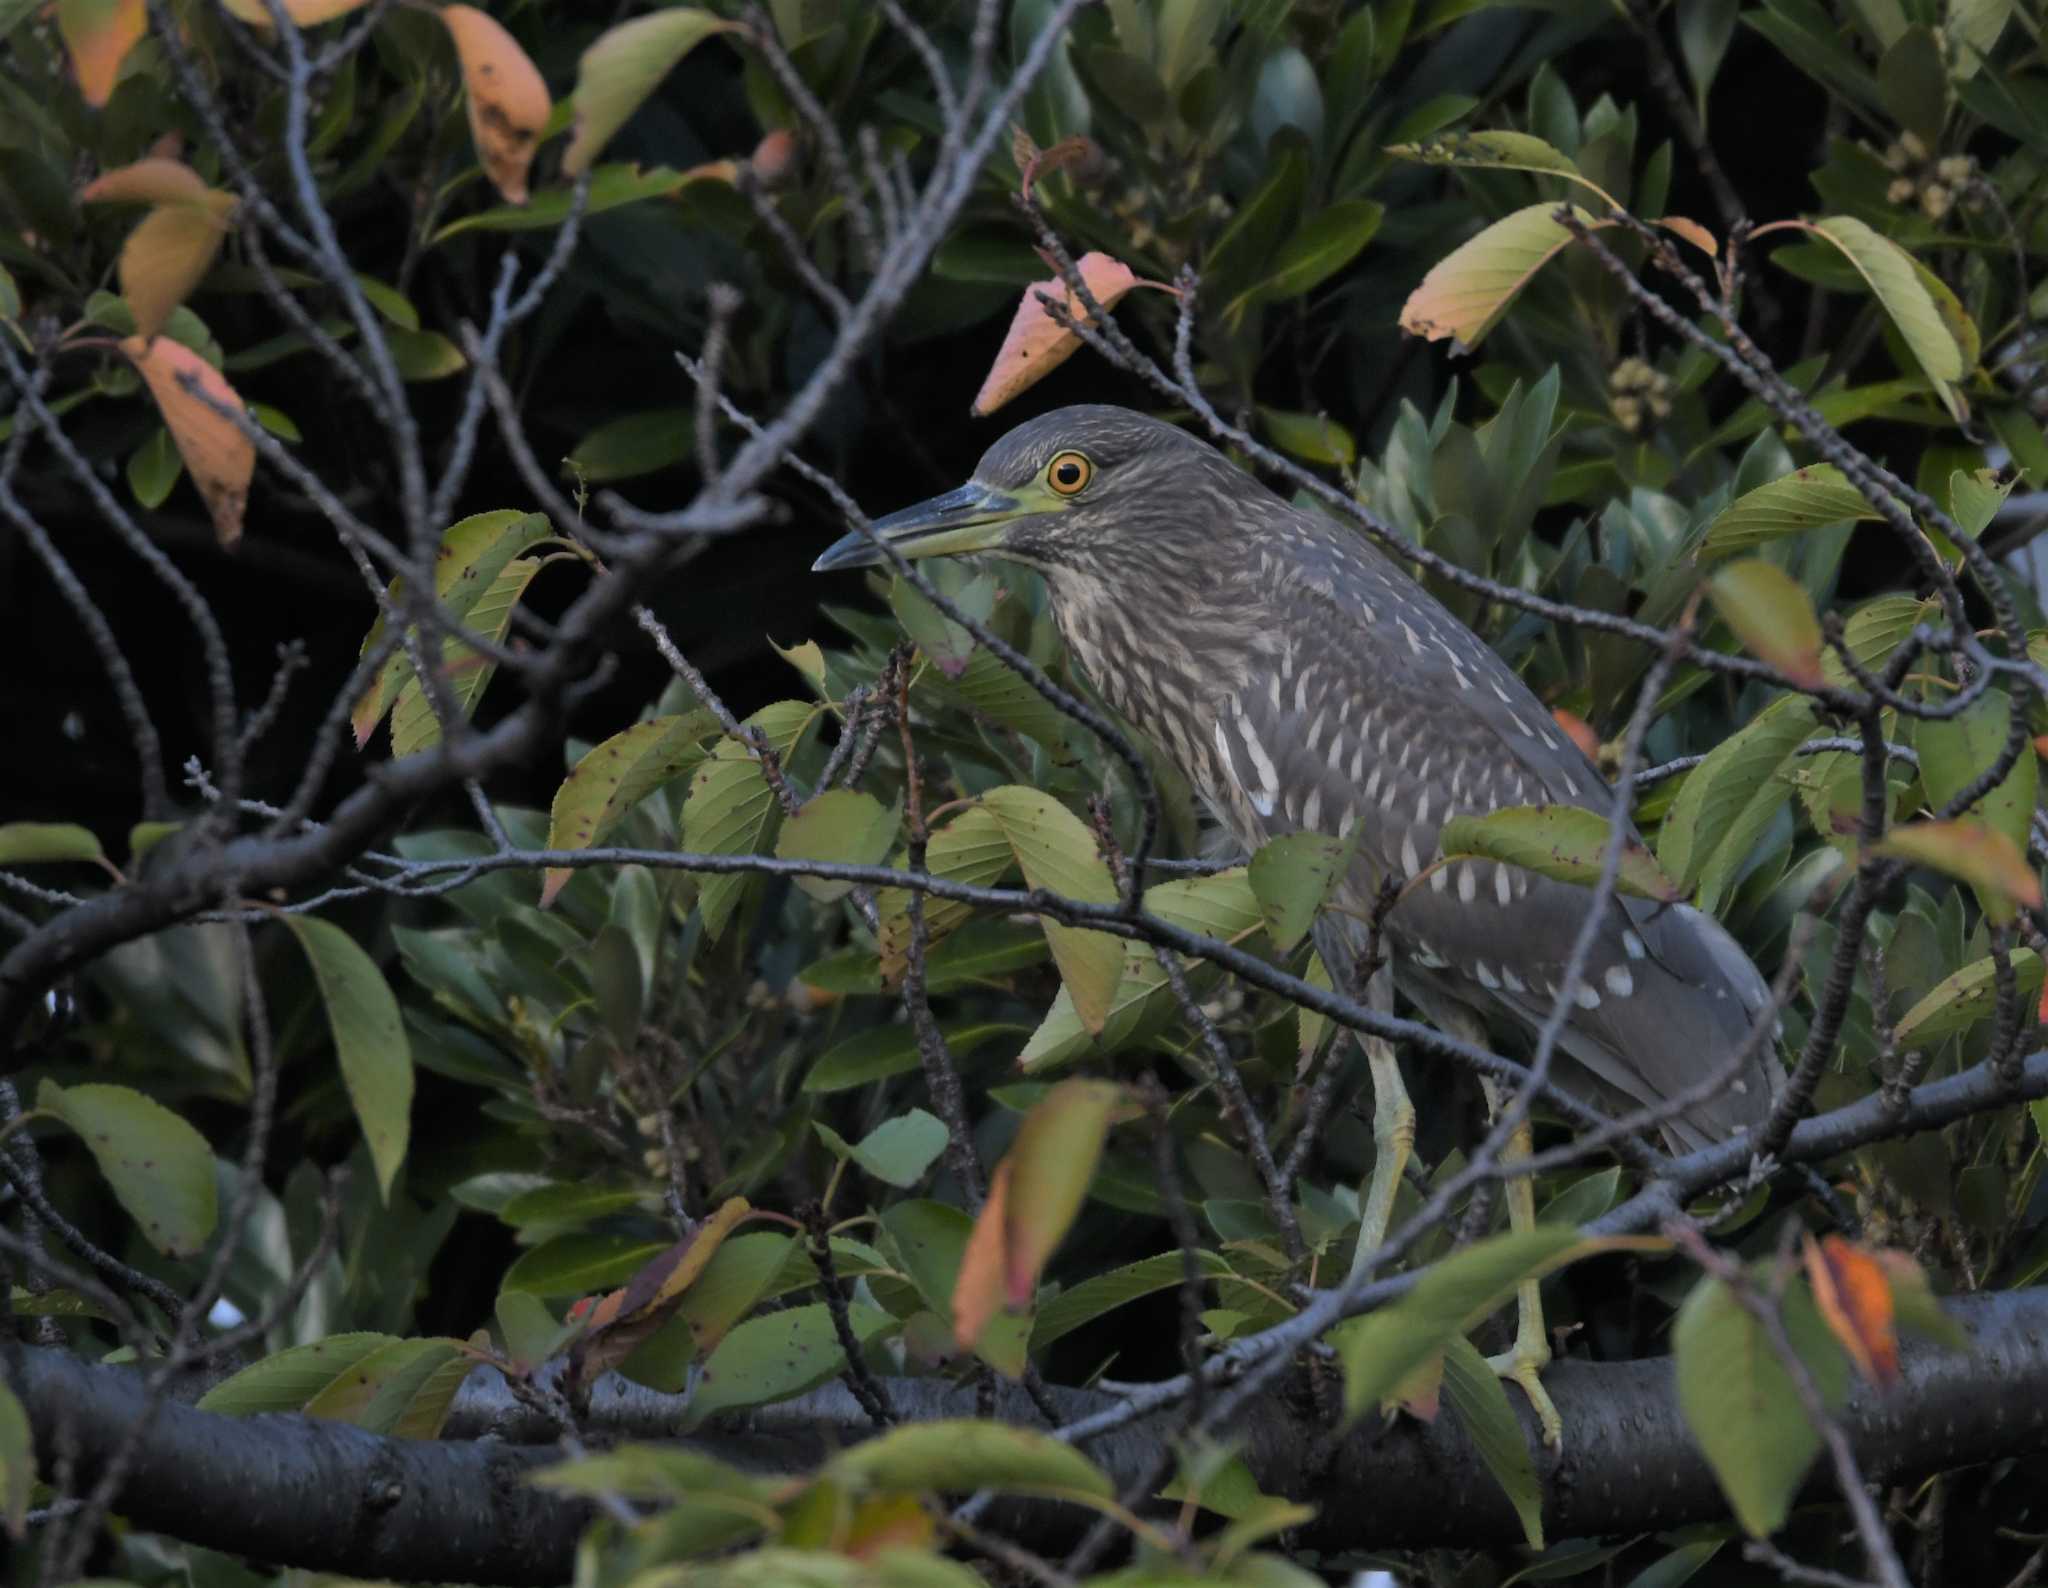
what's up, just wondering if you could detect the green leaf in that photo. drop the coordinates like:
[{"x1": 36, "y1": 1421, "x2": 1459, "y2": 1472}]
[
  {"x1": 127, "y1": 424, "x2": 182, "y2": 509},
  {"x1": 563, "y1": 10, "x2": 742, "y2": 175},
  {"x1": 1339, "y1": 1228, "x2": 1633, "y2": 1425},
  {"x1": 502, "y1": 1233, "x2": 669, "y2": 1298},
  {"x1": 1916, "y1": 689, "x2": 2036, "y2": 861},
  {"x1": 1399, "y1": 204, "x2": 1598, "y2": 350},
  {"x1": 0, "y1": 1382, "x2": 30, "y2": 1539},
  {"x1": 563, "y1": 408, "x2": 694, "y2": 483},
  {"x1": 386, "y1": 327, "x2": 465, "y2": 382},
  {"x1": 37, "y1": 1080, "x2": 216, "y2": 1259},
  {"x1": 776, "y1": 790, "x2": 900, "y2": 902},
  {"x1": 1706, "y1": 559, "x2": 1826, "y2": 686},
  {"x1": 1440, "y1": 805, "x2": 1683, "y2": 901},
  {"x1": 387, "y1": 558, "x2": 542, "y2": 758},
  {"x1": 1030, "y1": 1249, "x2": 1234, "y2": 1351},
  {"x1": 1698, "y1": 464, "x2": 1881, "y2": 560},
  {"x1": 881, "y1": 1200, "x2": 1030, "y2": 1377},
  {"x1": 197, "y1": 1334, "x2": 399, "y2": 1415},
  {"x1": 802, "y1": 1022, "x2": 1015, "y2": 1093},
  {"x1": 813, "y1": 1109, "x2": 948, "y2": 1189},
  {"x1": 432, "y1": 163, "x2": 725, "y2": 243},
  {"x1": 1249, "y1": 832, "x2": 1358, "y2": 950},
  {"x1": 540, "y1": 710, "x2": 721, "y2": 906},
  {"x1": 1387, "y1": 128, "x2": 1614, "y2": 208},
  {"x1": 1655, "y1": 695, "x2": 1817, "y2": 912},
  {"x1": 1259, "y1": 407, "x2": 1357, "y2": 467},
  {"x1": 1441, "y1": 1335, "x2": 1543, "y2": 1549},
  {"x1": 497, "y1": 1289, "x2": 579, "y2": 1368},
  {"x1": 825, "y1": 1420, "x2": 1112, "y2": 1498},
  {"x1": 1893, "y1": 946, "x2": 2042, "y2": 1048},
  {"x1": 282, "y1": 916, "x2": 413, "y2": 1202},
  {"x1": 687, "y1": 1302, "x2": 897, "y2": 1422},
  {"x1": 299, "y1": 1337, "x2": 467, "y2": 1437},
  {"x1": 0, "y1": 822, "x2": 105, "y2": 867},
  {"x1": 1800, "y1": 216, "x2": 1967, "y2": 417},
  {"x1": 1673, "y1": 1273, "x2": 1849, "y2": 1536},
  {"x1": 1237, "y1": 199, "x2": 1385, "y2": 308},
  {"x1": 875, "y1": 806, "x2": 1017, "y2": 983},
  {"x1": 978, "y1": 787, "x2": 1123, "y2": 1032},
  {"x1": 353, "y1": 510, "x2": 552, "y2": 747}
]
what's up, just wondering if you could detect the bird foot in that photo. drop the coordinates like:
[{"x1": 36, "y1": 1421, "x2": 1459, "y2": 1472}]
[{"x1": 1486, "y1": 1341, "x2": 1562, "y2": 1450}]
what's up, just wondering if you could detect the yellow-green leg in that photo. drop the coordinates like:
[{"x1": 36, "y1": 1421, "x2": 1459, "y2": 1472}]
[
  {"x1": 1478, "y1": 1072, "x2": 1562, "y2": 1449},
  {"x1": 1347, "y1": 965, "x2": 1415, "y2": 1286}
]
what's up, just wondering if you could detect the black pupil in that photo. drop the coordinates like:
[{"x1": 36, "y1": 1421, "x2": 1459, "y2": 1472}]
[{"x1": 1056, "y1": 460, "x2": 1081, "y2": 486}]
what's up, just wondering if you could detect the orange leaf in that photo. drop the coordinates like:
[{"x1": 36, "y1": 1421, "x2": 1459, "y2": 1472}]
[
  {"x1": 565, "y1": 1195, "x2": 750, "y2": 1389},
  {"x1": 58, "y1": 0, "x2": 146, "y2": 108},
  {"x1": 844, "y1": 1493, "x2": 934, "y2": 1559},
  {"x1": 81, "y1": 157, "x2": 211, "y2": 207},
  {"x1": 1002, "y1": 1079, "x2": 1122, "y2": 1305},
  {"x1": 1552, "y1": 708, "x2": 1600, "y2": 761},
  {"x1": 1803, "y1": 1233, "x2": 1899, "y2": 1385},
  {"x1": 1876, "y1": 818, "x2": 2044, "y2": 925},
  {"x1": 121, "y1": 336, "x2": 253, "y2": 546},
  {"x1": 951, "y1": 1159, "x2": 1011, "y2": 1353},
  {"x1": 1656, "y1": 215, "x2": 1719, "y2": 257},
  {"x1": 971, "y1": 253, "x2": 1152, "y2": 416},
  {"x1": 440, "y1": 4, "x2": 551, "y2": 205}
]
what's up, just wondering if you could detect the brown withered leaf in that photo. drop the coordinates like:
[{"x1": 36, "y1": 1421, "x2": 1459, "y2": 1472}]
[
  {"x1": 1803, "y1": 1233, "x2": 1899, "y2": 1386},
  {"x1": 972, "y1": 253, "x2": 1170, "y2": 416},
  {"x1": 121, "y1": 336, "x2": 253, "y2": 546},
  {"x1": 439, "y1": 4, "x2": 552, "y2": 205},
  {"x1": 564, "y1": 1195, "x2": 750, "y2": 1390}
]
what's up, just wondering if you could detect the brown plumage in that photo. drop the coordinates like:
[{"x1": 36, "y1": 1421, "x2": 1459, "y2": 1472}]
[{"x1": 817, "y1": 404, "x2": 1779, "y2": 1152}]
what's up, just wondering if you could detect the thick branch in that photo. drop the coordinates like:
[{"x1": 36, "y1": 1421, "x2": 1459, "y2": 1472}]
[{"x1": 14, "y1": 1290, "x2": 2048, "y2": 1580}]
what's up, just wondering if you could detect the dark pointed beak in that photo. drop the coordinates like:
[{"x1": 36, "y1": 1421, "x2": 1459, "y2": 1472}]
[{"x1": 811, "y1": 481, "x2": 1023, "y2": 572}]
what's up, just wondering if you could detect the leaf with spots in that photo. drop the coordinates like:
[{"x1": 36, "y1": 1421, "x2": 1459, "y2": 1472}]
[
  {"x1": 1698, "y1": 465, "x2": 1881, "y2": 560},
  {"x1": 540, "y1": 710, "x2": 722, "y2": 906},
  {"x1": 566, "y1": 1196, "x2": 752, "y2": 1391},
  {"x1": 37, "y1": 1080, "x2": 216, "y2": 1259},
  {"x1": 1250, "y1": 831, "x2": 1360, "y2": 951},
  {"x1": 978, "y1": 786, "x2": 1123, "y2": 1033},
  {"x1": 1893, "y1": 945, "x2": 2043, "y2": 1050},
  {"x1": 197, "y1": 1333, "x2": 400, "y2": 1415},
  {"x1": 1439, "y1": 805, "x2": 1683, "y2": 902},
  {"x1": 775, "y1": 789, "x2": 901, "y2": 902},
  {"x1": 1398, "y1": 204, "x2": 1602, "y2": 351},
  {"x1": 679, "y1": 704, "x2": 820, "y2": 940},
  {"x1": 439, "y1": 5, "x2": 551, "y2": 206},
  {"x1": 353, "y1": 510, "x2": 553, "y2": 749},
  {"x1": 971, "y1": 253, "x2": 1170, "y2": 416},
  {"x1": 685, "y1": 1301, "x2": 899, "y2": 1424},
  {"x1": 388, "y1": 556, "x2": 543, "y2": 759},
  {"x1": 282, "y1": 916, "x2": 413, "y2": 1201},
  {"x1": 299, "y1": 1337, "x2": 470, "y2": 1437},
  {"x1": 121, "y1": 336, "x2": 252, "y2": 547},
  {"x1": 876, "y1": 806, "x2": 1018, "y2": 984}
]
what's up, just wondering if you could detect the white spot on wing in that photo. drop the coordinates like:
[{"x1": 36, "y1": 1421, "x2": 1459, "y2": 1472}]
[
  {"x1": 1622, "y1": 929, "x2": 1646, "y2": 960},
  {"x1": 1573, "y1": 982, "x2": 1601, "y2": 1010},
  {"x1": 1303, "y1": 788, "x2": 1322, "y2": 830},
  {"x1": 1605, "y1": 964, "x2": 1635, "y2": 997},
  {"x1": 1495, "y1": 865, "x2": 1512, "y2": 906},
  {"x1": 1401, "y1": 833, "x2": 1420, "y2": 875},
  {"x1": 1458, "y1": 865, "x2": 1476, "y2": 903},
  {"x1": 1474, "y1": 962, "x2": 1500, "y2": 989}
]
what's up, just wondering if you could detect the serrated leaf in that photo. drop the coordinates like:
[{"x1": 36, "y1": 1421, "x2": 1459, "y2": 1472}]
[
  {"x1": 1699, "y1": 464, "x2": 1881, "y2": 560},
  {"x1": 876, "y1": 806, "x2": 1017, "y2": 984},
  {"x1": 300, "y1": 1337, "x2": 467, "y2": 1436},
  {"x1": 282, "y1": 917, "x2": 413, "y2": 1201},
  {"x1": 1673, "y1": 1273, "x2": 1849, "y2": 1536},
  {"x1": 388, "y1": 556, "x2": 541, "y2": 758},
  {"x1": 197, "y1": 1334, "x2": 398, "y2": 1415},
  {"x1": 1707, "y1": 559, "x2": 1825, "y2": 686},
  {"x1": 540, "y1": 710, "x2": 721, "y2": 906},
  {"x1": 1249, "y1": 832, "x2": 1358, "y2": 951},
  {"x1": 1800, "y1": 216, "x2": 1967, "y2": 418},
  {"x1": 37, "y1": 1080, "x2": 216, "y2": 1258},
  {"x1": 1879, "y1": 820, "x2": 2042, "y2": 924},
  {"x1": 1916, "y1": 689, "x2": 2036, "y2": 864},
  {"x1": 1440, "y1": 805, "x2": 1682, "y2": 901}
]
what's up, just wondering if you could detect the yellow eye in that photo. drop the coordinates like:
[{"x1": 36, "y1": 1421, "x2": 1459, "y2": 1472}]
[{"x1": 1047, "y1": 451, "x2": 1093, "y2": 495}]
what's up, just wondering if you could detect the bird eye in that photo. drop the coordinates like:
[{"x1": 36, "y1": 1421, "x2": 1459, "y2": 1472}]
[{"x1": 1046, "y1": 451, "x2": 1093, "y2": 495}]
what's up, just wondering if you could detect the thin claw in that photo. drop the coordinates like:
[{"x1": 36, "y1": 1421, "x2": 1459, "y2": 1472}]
[{"x1": 1488, "y1": 1344, "x2": 1563, "y2": 1450}]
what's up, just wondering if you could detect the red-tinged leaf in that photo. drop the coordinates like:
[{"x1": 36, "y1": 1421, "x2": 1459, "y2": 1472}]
[
  {"x1": 566, "y1": 1197, "x2": 751, "y2": 1389},
  {"x1": 1876, "y1": 819, "x2": 2044, "y2": 925},
  {"x1": 121, "y1": 336, "x2": 252, "y2": 546},
  {"x1": 1552, "y1": 708, "x2": 1600, "y2": 761},
  {"x1": 1802, "y1": 1234, "x2": 1899, "y2": 1386},
  {"x1": 1657, "y1": 215, "x2": 1718, "y2": 256},
  {"x1": 950, "y1": 1159, "x2": 1011, "y2": 1355},
  {"x1": 1002, "y1": 1080, "x2": 1123, "y2": 1307},
  {"x1": 562, "y1": 9, "x2": 741, "y2": 177},
  {"x1": 439, "y1": 4, "x2": 551, "y2": 205},
  {"x1": 972, "y1": 253, "x2": 1167, "y2": 416},
  {"x1": 57, "y1": 0, "x2": 145, "y2": 108},
  {"x1": 80, "y1": 157, "x2": 211, "y2": 207},
  {"x1": 1706, "y1": 558, "x2": 1826, "y2": 687},
  {"x1": 1019, "y1": 134, "x2": 1103, "y2": 195}
]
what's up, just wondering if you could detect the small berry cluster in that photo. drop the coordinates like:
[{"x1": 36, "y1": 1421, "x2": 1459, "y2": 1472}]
[
  {"x1": 1881, "y1": 132, "x2": 1980, "y2": 222},
  {"x1": 1609, "y1": 356, "x2": 1674, "y2": 435}
]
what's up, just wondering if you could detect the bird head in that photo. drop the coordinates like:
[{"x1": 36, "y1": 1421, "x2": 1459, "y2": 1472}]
[{"x1": 811, "y1": 405, "x2": 1227, "y2": 578}]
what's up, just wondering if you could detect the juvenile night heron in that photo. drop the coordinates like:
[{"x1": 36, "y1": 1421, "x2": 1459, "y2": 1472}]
[{"x1": 814, "y1": 405, "x2": 1780, "y2": 1443}]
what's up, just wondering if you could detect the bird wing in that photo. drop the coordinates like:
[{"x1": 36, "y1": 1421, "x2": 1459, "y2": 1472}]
[{"x1": 1208, "y1": 520, "x2": 1777, "y2": 1148}]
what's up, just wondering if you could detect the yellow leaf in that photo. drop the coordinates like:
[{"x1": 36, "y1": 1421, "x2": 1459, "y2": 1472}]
[
  {"x1": 121, "y1": 336, "x2": 253, "y2": 546},
  {"x1": 440, "y1": 5, "x2": 551, "y2": 206},
  {"x1": 1399, "y1": 204, "x2": 1602, "y2": 351},
  {"x1": 58, "y1": 0, "x2": 145, "y2": 108},
  {"x1": 563, "y1": 9, "x2": 742, "y2": 177}
]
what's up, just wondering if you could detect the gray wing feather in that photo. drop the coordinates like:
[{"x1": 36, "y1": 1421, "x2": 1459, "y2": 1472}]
[{"x1": 1208, "y1": 519, "x2": 1778, "y2": 1149}]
